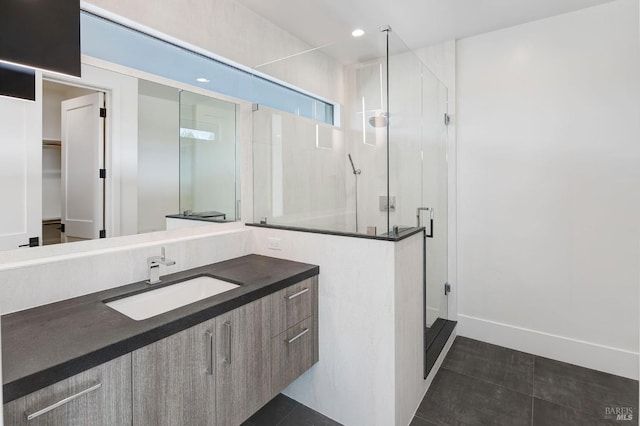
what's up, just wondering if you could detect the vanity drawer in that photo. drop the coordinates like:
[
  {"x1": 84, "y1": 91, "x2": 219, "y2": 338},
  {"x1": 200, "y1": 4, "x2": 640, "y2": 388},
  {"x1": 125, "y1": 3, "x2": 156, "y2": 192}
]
[
  {"x1": 271, "y1": 317, "x2": 316, "y2": 393},
  {"x1": 3, "y1": 354, "x2": 131, "y2": 426},
  {"x1": 271, "y1": 276, "x2": 317, "y2": 337}
]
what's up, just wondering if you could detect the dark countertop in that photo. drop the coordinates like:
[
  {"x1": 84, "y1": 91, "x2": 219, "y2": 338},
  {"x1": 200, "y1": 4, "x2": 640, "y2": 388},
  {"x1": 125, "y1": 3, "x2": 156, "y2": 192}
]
[
  {"x1": 247, "y1": 223, "x2": 424, "y2": 241},
  {"x1": 1, "y1": 254, "x2": 319, "y2": 403},
  {"x1": 166, "y1": 213, "x2": 229, "y2": 223}
]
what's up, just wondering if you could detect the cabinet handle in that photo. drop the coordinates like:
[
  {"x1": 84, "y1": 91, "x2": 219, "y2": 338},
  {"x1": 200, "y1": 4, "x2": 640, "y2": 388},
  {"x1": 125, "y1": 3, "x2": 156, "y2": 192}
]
[
  {"x1": 285, "y1": 287, "x2": 309, "y2": 300},
  {"x1": 25, "y1": 383, "x2": 102, "y2": 420},
  {"x1": 224, "y1": 321, "x2": 232, "y2": 364},
  {"x1": 204, "y1": 331, "x2": 214, "y2": 375},
  {"x1": 285, "y1": 328, "x2": 309, "y2": 344}
]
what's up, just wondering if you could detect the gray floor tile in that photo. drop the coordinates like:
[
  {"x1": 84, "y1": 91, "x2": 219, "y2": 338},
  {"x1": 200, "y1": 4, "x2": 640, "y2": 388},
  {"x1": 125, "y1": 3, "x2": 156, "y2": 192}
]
[
  {"x1": 442, "y1": 336, "x2": 534, "y2": 395},
  {"x1": 278, "y1": 403, "x2": 343, "y2": 426},
  {"x1": 533, "y1": 356, "x2": 639, "y2": 420},
  {"x1": 532, "y1": 398, "x2": 628, "y2": 426},
  {"x1": 415, "y1": 369, "x2": 532, "y2": 426},
  {"x1": 242, "y1": 394, "x2": 299, "y2": 426},
  {"x1": 410, "y1": 416, "x2": 440, "y2": 426}
]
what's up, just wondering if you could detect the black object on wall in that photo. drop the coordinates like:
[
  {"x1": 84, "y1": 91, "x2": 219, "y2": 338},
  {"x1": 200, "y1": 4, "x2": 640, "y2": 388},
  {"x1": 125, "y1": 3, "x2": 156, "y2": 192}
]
[
  {"x1": 0, "y1": 0, "x2": 80, "y2": 77},
  {"x1": 0, "y1": 63, "x2": 35, "y2": 101}
]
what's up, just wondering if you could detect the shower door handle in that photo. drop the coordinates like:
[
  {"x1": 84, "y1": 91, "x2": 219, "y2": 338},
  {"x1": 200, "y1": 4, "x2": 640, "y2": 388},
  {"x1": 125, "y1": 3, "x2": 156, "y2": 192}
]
[{"x1": 417, "y1": 207, "x2": 434, "y2": 238}]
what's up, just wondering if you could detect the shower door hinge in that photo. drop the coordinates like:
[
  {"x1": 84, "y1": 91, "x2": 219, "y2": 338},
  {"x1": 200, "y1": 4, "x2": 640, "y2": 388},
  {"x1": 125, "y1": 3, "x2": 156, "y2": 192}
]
[
  {"x1": 99, "y1": 108, "x2": 107, "y2": 118},
  {"x1": 99, "y1": 230, "x2": 106, "y2": 239},
  {"x1": 444, "y1": 113, "x2": 450, "y2": 126},
  {"x1": 444, "y1": 282, "x2": 451, "y2": 295}
]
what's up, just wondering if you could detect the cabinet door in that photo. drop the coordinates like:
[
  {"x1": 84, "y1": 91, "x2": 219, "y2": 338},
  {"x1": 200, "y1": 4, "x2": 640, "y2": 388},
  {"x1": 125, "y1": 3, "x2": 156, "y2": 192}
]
[
  {"x1": 132, "y1": 320, "x2": 216, "y2": 426},
  {"x1": 271, "y1": 316, "x2": 316, "y2": 393},
  {"x1": 271, "y1": 276, "x2": 317, "y2": 337},
  {"x1": 3, "y1": 354, "x2": 131, "y2": 426},
  {"x1": 215, "y1": 298, "x2": 271, "y2": 426}
]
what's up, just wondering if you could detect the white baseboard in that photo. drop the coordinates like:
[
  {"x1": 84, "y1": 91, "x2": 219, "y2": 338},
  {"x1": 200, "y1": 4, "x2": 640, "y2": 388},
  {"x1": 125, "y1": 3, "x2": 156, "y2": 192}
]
[{"x1": 458, "y1": 314, "x2": 639, "y2": 380}]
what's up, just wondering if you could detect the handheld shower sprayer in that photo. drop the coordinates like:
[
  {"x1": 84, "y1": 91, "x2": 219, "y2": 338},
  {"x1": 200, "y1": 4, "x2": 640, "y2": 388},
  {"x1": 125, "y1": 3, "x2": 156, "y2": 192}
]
[
  {"x1": 348, "y1": 154, "x2": 361, "y2": 175},
  {"x1": 348, "y1": 154, "x2": 361, "y2": 233}
]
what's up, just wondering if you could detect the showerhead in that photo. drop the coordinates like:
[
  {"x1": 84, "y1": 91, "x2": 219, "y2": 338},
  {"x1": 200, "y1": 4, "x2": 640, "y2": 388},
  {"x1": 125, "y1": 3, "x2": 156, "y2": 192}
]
[{"x1": 368, "y1": 112, "x2": 388, "y2": 128}]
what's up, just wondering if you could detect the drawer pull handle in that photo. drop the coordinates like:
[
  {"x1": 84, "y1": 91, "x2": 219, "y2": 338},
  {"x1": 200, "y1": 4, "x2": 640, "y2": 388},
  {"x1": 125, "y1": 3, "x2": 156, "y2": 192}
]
[
  {"x1": 205, "y1": 331, "x2": 214, "y2": 375},
  {"x1": 285, "y1": 328, "x2": 309, "y2": 344},
  {"x1": 285, "y1": 287, "x2": 309, "y2": 300},
  {"x1": 25, "y1": 383, "x2": 102, "y2": 420},
  {"x1": 224, "y1": 321, "x2": 232, "y2": 364}
]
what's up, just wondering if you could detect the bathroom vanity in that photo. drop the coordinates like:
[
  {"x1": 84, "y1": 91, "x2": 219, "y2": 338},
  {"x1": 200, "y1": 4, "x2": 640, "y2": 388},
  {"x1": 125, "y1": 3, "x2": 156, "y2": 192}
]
[{"x1": 2, "y1": 254, "x2": 319, "y2": 425}]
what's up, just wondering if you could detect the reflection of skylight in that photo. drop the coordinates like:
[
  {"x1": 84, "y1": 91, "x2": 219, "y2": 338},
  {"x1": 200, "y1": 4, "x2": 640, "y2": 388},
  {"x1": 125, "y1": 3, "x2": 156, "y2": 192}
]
[{"x1": 180, "y1": 127, "x2": 216, "y2": 141}]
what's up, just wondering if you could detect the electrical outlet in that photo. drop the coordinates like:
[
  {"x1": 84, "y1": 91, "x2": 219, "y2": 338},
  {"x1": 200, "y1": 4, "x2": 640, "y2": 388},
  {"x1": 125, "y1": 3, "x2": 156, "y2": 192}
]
[{"x1": 267, "y1": 237, "x2": 282, "y2": 250}]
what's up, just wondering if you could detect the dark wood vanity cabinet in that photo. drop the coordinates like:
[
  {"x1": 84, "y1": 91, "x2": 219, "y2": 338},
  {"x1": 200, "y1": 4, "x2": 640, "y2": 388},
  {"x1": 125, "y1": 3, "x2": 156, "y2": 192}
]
[
  {"x1": 132, "y1": 319, "x2": 217, "y2": 426},
  {"x1": 270, "y1": 276, "x2": 318, "y2": 395},
  {"x1": 3, "y1": 275, "x2": 319, "y2": 426},
  {"x1": 215, "y1": 298, "x2": 272, "y2": 425},
  {"x1": 3, "y1": 355, "x2": 131, "y2": 426}
]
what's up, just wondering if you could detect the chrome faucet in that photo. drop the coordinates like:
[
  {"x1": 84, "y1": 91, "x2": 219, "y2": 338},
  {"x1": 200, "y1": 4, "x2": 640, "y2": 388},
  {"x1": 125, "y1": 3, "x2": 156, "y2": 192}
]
[{"x1": 147, "y1": 247, "x2": 176, "y2": 285}]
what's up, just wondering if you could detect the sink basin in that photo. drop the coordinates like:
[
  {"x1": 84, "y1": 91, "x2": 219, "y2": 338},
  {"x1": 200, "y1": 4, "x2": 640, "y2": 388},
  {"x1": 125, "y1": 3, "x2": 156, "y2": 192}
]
[{"x1": 105, "y1": 276, "x2": 239, "y2": 320}]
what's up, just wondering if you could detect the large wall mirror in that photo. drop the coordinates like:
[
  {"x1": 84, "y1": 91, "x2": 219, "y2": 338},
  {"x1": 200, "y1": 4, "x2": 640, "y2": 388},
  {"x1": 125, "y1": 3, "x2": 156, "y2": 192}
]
[{"x1": 0, "y1": 60, "x2": 240, "y2": 252}]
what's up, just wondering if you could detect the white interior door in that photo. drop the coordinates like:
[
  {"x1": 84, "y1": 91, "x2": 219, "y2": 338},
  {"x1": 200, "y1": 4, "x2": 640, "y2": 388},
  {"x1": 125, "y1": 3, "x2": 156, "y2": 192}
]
[
  {"x1": 0, "y1": 79, "x2": 42, "y2": 250},
  {"x1": 61, "y1": 92, "x2": 104, "y2": 240}
]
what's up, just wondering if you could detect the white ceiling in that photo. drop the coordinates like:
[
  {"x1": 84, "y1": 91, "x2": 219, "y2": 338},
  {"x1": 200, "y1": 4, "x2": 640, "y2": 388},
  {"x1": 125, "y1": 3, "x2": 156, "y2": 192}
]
[{"x1": 236, "y1": 0, "x2": 617, "y2": 50}]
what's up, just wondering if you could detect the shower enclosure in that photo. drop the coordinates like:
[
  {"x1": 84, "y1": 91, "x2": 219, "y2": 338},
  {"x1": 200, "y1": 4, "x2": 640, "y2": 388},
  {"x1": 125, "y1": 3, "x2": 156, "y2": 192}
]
[{"x1": 251, "y1": 27, "x2": 450, "y2": 364}]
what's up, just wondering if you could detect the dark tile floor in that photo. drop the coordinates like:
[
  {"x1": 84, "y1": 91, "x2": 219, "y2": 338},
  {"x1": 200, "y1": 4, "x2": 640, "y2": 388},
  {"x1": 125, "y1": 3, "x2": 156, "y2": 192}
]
[
  {"x1": 414, "y1": 336, "x2": 639, "y2": 426},
  {"x1": 243, "y1": 336, "x2": 638, "y2": 426},
  {"x1": 242, "y1": 394, "x2": 342, "y2": 426}
]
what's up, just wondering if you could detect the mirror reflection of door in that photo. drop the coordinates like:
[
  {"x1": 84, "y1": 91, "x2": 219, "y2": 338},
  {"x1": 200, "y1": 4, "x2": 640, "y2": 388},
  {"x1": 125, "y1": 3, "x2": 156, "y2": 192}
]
[{"x1": 42, "y1": 80, "x2": 107, "y2": 245}]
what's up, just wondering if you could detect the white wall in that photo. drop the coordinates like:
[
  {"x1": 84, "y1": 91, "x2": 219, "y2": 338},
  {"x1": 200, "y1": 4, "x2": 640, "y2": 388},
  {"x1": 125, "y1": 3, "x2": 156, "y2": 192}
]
[
  {"x1": 456, "y1": 0, "x2": 640, "y2": 379},
  {"x1": 252, "y1": 227, "x2": 397, "y2": 426},
  {"x1": 394, "y1": 233, "x2": 427, "y2": 426},
  {"x1": 0, "y1": 223, "x2": 250, "y2": 314}
]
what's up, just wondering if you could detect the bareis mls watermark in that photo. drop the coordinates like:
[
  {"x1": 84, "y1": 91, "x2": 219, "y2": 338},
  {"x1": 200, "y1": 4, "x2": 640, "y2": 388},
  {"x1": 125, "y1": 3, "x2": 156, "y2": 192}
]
[{"x1": 604, "y1": 406, "x2": 633, "y2": 421}]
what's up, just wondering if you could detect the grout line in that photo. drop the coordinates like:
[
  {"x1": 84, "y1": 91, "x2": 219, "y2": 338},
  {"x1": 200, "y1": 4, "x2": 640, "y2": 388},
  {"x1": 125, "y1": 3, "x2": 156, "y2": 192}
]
[
  {"x1": 275, "y1": 399, "x2": 300, "y2": 426},
  {"x1": 531, "y1": 355, "x2": 536, "y2": 425},
  {"x1": 532, "y1": 355, "x2": 536, "y2": 396},
  {"x1": 531, "y1": 396, "x2": 535, "y2": 426}
]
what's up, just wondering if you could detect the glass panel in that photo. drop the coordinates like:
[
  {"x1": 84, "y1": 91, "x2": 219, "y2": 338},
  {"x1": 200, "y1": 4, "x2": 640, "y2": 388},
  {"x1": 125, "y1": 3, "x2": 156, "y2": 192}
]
[
  {"x1": 252, "y1": 105, "x2": 346, "y2": 230},
  {"x1": 422, "y1": 71, "x2": 449, "y2": 327},
  {"x1": 386, "y1": 33, "x2": 449, "y2": 329},
  {"x1": 179, "y1": 91, "x2": 238, "y2": 220},
  {"x1": 252, "y1": 28, "x2": 388, "y2": 235}
]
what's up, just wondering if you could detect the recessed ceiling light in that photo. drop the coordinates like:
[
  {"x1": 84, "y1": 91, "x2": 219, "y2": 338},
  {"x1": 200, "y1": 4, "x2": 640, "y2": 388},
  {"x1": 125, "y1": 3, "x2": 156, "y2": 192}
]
[
  {"x1": 351, "y1": 29, "x2": 365, "y2": 38},
  {"x1": 196, "y1": 77, "x2": 210, "y2": 83}
]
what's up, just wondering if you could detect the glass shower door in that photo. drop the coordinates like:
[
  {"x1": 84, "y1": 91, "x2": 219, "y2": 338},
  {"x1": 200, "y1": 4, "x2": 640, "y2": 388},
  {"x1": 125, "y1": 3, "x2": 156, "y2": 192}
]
[{"x1": 422, "y1": 71, "x2": 449, "y2": 337}]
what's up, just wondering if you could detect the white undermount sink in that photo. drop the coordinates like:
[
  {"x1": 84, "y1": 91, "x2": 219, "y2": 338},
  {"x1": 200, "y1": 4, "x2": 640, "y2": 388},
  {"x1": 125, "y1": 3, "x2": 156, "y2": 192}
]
[{"x1": 105, "y1": 276, "x2": 239, "y2": 321}]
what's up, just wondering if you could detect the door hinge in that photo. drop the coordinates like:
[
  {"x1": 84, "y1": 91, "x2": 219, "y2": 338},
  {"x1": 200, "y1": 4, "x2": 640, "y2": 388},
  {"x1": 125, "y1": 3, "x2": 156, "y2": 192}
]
[
  {"x1": 99, "y1": 168, "x2": 106, "y2": 179},
  {"x1": 19, "y1": 237, "x2": 39, "y2": 248},
  {"x1": 60, "y1": 223, "x2": 65, "y2": 233},
  {"x1": 444, "y1": 113, "x2": 450, "y2": 126},
  {"x1": 444, "y1": 282, "x2": 451, "y2": 295},
  {"x1": 99, "y1": 230, "x2": 106, "y2": 239},
  {"x1": 252, "y1": 104, "x2": 259, "y2": 112},
  {"x1": 99, "y1": 108, "x2": 107, "y2": 118}
]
